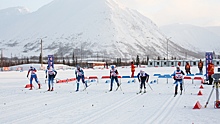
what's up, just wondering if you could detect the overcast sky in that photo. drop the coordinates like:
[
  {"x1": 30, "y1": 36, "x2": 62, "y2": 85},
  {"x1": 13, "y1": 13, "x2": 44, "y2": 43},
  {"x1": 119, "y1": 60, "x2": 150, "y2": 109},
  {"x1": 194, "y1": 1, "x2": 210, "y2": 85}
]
[{"x1": 0, "y1": 0, "x2": 219, "y2": 27}]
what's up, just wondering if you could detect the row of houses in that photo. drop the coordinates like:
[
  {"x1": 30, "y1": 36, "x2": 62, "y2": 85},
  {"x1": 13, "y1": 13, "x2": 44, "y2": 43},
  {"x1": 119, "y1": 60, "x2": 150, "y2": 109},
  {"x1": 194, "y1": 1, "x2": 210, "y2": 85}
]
[{"x1": 147, "y1": 59, "x2": 220, "y2": 67}]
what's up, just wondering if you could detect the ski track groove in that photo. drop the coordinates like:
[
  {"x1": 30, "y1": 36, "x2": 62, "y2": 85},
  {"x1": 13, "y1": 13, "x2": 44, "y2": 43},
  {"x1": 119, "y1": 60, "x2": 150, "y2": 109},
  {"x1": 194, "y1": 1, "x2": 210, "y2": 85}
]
[
  {"x1": 74, "y1": 93, "x2": 141, "y2": 124},
  {"x1": 0, "y1": 91, "x2": 73, "y2": 122},
  {"x1": 0, "y1": 90, "x2": 57, "y2": 113},
  {"x1": 164, "y1": 83, "x2": 191, "y2": 123},
  {"x1": 145, "y1": 83, "x2": 190, "y2": 124},
  {"x1": 114, "y1": 92, "x2": 160, "y2": 124},
  {"x1": 6, "y1": 92, "x2": 107, "y2": 124}
]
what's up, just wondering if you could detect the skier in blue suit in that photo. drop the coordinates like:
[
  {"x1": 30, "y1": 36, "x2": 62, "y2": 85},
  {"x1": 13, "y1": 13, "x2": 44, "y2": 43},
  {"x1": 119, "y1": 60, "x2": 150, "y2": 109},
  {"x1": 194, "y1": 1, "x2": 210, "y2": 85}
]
[
  {"x1": 75, "y1": 66, "x2": 88, "y2": 91},
  {"x1": 45, "y1": 65, "x2": 57, "y2": 91},
  {"x1": 27, "y1": 66, "x2": 41, "y2": 90},
  {"x1": 137, "y1": 70, "x2": 149, "y2": 93},
  {"x1": 172, "y1": 66, "x2": 185, "y2": 96},
  {"x1": 109, "y1": 65, "x2": 120, "y2": 91}
]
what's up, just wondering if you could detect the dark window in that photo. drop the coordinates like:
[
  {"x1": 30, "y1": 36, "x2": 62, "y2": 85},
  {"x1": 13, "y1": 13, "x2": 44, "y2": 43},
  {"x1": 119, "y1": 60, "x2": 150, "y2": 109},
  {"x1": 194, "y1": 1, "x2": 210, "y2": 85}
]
[{"x1": 193, "y1": 62, "x2": 196, "y2": 65}]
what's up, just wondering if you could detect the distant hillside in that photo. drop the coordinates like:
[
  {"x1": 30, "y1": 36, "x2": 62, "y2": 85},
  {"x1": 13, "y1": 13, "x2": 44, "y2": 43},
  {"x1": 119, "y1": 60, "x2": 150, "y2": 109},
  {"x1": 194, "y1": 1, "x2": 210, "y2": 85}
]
[
  {"x1": 0, "y1": 0, "x2": 202, "y2": 60},
  {"x1": 160, "y1": 23, "x2": 220, "y2": 55}
]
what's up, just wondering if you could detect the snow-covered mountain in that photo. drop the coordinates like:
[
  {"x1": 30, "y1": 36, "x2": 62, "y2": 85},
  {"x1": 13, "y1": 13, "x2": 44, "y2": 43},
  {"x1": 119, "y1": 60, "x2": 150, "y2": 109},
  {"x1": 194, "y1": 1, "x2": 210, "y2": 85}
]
[
  {"x1": 205, "y1": 26, "x2": 220, "y2": 37},
  {"x1": 160, "y1": 23, "x2": 220, "y2": 54},
  {"x1": 0, "y1": 7, "x2": 30, "y2": 36},
  {"x1": 0, "y1": 0, "x2": 202, "y2": 59},
  {"x1": 0, "y1": 6, "x2": 30, "y2": 16}
]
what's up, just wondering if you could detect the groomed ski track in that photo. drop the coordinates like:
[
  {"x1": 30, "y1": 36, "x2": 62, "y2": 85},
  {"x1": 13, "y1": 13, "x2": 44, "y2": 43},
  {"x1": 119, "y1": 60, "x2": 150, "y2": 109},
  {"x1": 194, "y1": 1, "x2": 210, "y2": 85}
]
[{"x1": 0, "y1": 69, "x2": 219, "y2": 124}]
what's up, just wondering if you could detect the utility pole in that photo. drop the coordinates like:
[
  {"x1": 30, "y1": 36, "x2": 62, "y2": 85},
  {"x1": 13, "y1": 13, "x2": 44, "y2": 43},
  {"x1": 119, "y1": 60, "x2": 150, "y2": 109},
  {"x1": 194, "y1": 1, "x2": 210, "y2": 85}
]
[{"x1": 41, "y1": 39, "x2": 43, "y2": 69}]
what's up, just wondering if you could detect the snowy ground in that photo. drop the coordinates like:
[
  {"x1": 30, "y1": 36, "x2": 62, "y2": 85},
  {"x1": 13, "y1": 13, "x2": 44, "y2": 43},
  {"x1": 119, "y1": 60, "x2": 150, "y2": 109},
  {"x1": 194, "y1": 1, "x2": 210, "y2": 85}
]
[{"x1": 0, "y1": 66, "x2": 219, "y2": 124}]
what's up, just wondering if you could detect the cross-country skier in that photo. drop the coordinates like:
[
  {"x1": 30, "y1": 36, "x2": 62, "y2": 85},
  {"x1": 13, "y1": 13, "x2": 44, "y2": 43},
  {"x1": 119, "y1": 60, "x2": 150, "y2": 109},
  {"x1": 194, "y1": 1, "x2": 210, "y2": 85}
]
[
  {"x1": 137, "y1": 70, "x2": 149, "y2": 93},
  {"x1": 45, "y1": 65, "x2": 57, "y2": 91},
  {"x1": 172, "y1": 66, "x2": 185, "y2": 96},
  {"x1": 109, "y1": 65, "x2": 120, "y2": 91},
  {"x1": 75, "y1": 65, "x2": 87, "y2": 92},
  {"x1": 27, "y1": 66, "x2": 41, "y2": 90}
]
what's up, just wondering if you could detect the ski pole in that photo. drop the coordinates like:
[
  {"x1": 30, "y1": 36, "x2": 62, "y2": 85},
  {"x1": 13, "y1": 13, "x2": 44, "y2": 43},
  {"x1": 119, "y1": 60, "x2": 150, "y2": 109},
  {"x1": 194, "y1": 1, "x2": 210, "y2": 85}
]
[
  {"x1": 119, "y1": 83, "x2": 123, "y2": 91},
  {"x1": 146, "y1": 76, "x2": 152, "y2": 91},
  {"x1": 147, "y1": 82, "x2": 153, "y2": 91}
]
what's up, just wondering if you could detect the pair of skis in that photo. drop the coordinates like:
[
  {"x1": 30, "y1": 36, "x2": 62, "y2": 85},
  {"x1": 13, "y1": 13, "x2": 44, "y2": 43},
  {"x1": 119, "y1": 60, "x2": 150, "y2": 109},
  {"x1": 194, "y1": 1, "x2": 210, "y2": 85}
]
[
  {"x1": 107, "y1": 83, "x2": 122, "y2": 92},
  {"x1": 136, "y1": 91, "x2": 147, "y2": 95},
  {"x1": 115, "y1": 83, "x2": 122, "y2": 91},
  {"x1": 136, "y1": 81, "x2": 153, "y2": 95},
  {"x1": 82, "y1": 84, "x2": 91, "y2": 91}
]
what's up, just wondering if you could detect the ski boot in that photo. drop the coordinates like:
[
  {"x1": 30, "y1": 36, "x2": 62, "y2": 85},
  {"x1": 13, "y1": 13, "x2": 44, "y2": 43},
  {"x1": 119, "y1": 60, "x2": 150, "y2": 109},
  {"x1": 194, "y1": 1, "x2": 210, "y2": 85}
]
[
  {"x1": 76, "y1": 83, "x2": 79, "y2": 92},
  {"x1": 38, "y1": 83, "x2": 41, "y2": 89},
  {"x1": 174, "y1": 93, "x2": 177, "y2": 97},
  {"x1": 174, "y1": 85, "x2": 178, "y2": 97},
  {"x1": 29, "y1": 84, "x2": 33, "y2": 90},
  {"x1": 144, "y1": 89, "x2": 146, "y2": 93},
  {"x1": 139, "y1": 90, "x2": 142, "y2": 93},
  {"x1": 47, "y1": 85, "x2": 50, "y2": 91},
  {"x1": 109, "y1": 88, "x2": 112, "y2": 92}
]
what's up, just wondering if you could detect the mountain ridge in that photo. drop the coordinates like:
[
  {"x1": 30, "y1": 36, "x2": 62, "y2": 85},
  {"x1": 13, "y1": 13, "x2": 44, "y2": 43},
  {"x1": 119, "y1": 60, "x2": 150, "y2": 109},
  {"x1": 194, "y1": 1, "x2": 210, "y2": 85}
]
[
  {"x1": 160, "y1": 23, "x2": 220, "y2": 54},
  {"x1": 0, "y1": 0, "x2": 202, "y2": 59}
]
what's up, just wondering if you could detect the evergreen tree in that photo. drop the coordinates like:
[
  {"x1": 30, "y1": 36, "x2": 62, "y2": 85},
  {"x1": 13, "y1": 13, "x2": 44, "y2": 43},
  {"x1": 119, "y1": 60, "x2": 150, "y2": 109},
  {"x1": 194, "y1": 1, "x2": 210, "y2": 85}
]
[
  {"x1": 63, "y1": 57, "x2": 65, "y2": 65},
  {"x1": 157, "y1": 56, "x2": 160, "y2": 60},
  {"x1": 136, "y1": 55, "x2": 140, "y2": 67},
  {"x1": 146, "y1": 56, "x2": 149, "y2": 65},
  {"x1": 27, "y1": 57, "x2": 29, "y2": 64},
  {"x1": 75, "y1": 56, "x2": 78, "y2": 66}
]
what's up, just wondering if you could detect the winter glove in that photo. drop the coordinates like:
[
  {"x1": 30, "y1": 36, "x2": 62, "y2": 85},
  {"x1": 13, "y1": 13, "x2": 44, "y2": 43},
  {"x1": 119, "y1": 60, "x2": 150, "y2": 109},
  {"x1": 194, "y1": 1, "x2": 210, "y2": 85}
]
[
  {"x1": 45, "y1": 75, "x2": 47, "y2": 78},
  {"x1": 27, "y1": 75, "x2": 28, "y2": 78}
]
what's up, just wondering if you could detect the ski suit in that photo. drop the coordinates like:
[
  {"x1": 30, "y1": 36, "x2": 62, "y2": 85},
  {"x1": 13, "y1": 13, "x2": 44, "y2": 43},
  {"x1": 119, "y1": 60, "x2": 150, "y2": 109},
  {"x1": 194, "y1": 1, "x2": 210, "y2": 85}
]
[
  {"x1": 75, "y1": 67, "x2": 87, "y2": 91},
  {"x1": 137, "y1": 71, "x2": 149, "y2": 91},
  {"x1": 172, "y1": 69, "x2": 185, "y2": 95},
  {"x1": 109, "y1": 67, "x2": 119, "y2": 91},
  {"x1": 131, "y1": 62, "x2": 135, "y2": 78},
  {"x1": 208, "y1": 63, "x2": 214, "y2": 85},
  {"x1": 198, "y1": 60, "x2": 203, "y2": 74},
  {"x1": 185, "y1": 62, "x2": 191, "y2": 74},
  {"x1": 27, "y1": 67, "x2": 40, "y2": 89},
  {"x1": 45, "y1": 66, "x2": 57, "y2": 91}
]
